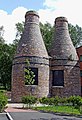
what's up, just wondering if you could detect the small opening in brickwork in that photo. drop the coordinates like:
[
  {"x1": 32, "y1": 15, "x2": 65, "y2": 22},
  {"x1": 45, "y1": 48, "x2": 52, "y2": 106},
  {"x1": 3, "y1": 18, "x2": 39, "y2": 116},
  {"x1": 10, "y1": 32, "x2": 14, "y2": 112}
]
[
  {"x1": 80, "y1": 70, "x2": 82, "y2": 77},
  {"x1": 81, "y1": 86, "x2": 82, "y2": 96},
  {"x1": 25, "y1": 67, "x2": 38, "y2": 85},
  {"x1": 80, "y1": 55, "x2": 82, "y2": 61},
  {"x1": 52, "y1": 70, "x2": 64, "y2": 86}
]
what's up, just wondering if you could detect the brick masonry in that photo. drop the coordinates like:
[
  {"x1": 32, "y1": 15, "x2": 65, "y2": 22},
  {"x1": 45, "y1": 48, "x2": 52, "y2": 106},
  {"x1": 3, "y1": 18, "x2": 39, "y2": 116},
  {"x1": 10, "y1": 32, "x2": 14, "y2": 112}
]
[
  {"x1": 11, "y1": 11, "x2": 49, "y2": 102},
  {"x1": 49, "y1": 17, "x2": 81, "y2": 97},
  {"x1": 11, "y1": 12, "x2": 81, "y2": 102},
  {"x1": 76, "y1": 46, "x2": 82, "y2": 96}
]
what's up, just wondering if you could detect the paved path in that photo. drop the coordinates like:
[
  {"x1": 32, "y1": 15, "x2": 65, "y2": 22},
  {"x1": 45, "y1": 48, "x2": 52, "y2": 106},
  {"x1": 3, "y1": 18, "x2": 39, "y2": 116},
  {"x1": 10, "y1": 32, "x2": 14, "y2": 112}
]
[
  {"x1": 9, "y1": 112, "x2": 82, "y2": 120},
  {"x1": 0, "y1": 113, "x2": 8, "y2": 120},
  {"x1": 5, "y1": 103, "x2": 38, "y2": 112},
  {"x1": 5, "y1": 107, "x2": 38, "y2": 112},
  {"x1": 5, "y1": 103, "x2": 82, "y2": 120}
]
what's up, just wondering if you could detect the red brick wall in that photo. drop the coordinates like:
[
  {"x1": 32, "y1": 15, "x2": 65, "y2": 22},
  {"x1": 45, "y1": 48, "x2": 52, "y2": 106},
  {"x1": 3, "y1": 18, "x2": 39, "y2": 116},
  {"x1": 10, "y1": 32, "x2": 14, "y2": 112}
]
[{"x1": 76, "y1": 46, "x2": 82, "y2": 96}]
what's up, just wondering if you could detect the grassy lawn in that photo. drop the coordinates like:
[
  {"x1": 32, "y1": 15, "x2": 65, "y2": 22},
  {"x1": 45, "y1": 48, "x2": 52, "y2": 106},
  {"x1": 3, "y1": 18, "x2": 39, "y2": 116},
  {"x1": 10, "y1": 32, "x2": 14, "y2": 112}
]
[{"x1": 33, "y1": 105, "x2": 81, "y2": 115}]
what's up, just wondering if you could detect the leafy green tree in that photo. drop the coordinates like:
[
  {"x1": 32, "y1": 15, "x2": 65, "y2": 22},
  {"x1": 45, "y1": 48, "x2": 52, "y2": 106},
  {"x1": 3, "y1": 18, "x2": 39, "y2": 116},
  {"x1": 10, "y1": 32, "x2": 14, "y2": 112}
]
[
  {"x1": 15, "y1": 22, "x2": 24, "y2": 38},
  {"x1": 68, "y1": 24, "x2": 82, "y2": 47},
  {"x1": 13, "y1": 22, "x2": 24, "y2": 48},
  {"x1": 40, "y1": 22, "x2": 54, "y2": 51},
  {"x1": 0, "y1": 26, "x2": 15, "y2": 90},
  {"x1": 0, "y1": 43, "x2": 12, "y2": 90}
]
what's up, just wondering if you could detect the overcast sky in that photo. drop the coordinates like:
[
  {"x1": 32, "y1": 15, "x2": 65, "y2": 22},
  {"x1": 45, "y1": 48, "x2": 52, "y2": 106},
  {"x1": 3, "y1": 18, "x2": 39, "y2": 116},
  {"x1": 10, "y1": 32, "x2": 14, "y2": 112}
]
[{"x1": 0, "y1": 0, "x2": 82, "y2": 44}]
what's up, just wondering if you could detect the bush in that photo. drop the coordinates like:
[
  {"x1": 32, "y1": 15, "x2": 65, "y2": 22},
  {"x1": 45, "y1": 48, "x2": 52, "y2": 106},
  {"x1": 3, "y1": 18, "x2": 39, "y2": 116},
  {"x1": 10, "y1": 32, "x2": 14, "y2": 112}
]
[
  {"x1": 0, "y1": 92, "x2": 7, "y2": 112},
  {"x1": 67, "y1": 96, "x2": 82, "y2": 109},
  {"x1": 39, "y1": 96, "x2": 60, "y2": 106},
  {"x1": 22, "y1": 95, "x2": 37, "y2": 108},
  {"x1": 53, "y1": 96, "x2": 60, "y2": 105},
  {"x1": 48, "y1": 98, "x2": 55, "y2": 105},
  {"x1": 39, "y1": 97, "x2": 49, "y2": 105},
  {"x1": 59, "y1": 97, "x2": 68, "y2": 105}
]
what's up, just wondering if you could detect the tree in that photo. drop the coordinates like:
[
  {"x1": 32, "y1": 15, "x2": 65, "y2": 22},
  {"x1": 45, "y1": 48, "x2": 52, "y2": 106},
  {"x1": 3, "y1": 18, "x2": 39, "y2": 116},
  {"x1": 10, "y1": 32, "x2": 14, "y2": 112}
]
[
  {"x1": 68, "y1": 24, "x2": 82, "y2": 47},
  {"x1": 13, "y1": 22, "x2": 24, "y2": 47},
  {"x1": 0, "y1": 43, "x2": 12, "y2": 90},
  {"x1": 0, "y1": 26, "x2": 15, "y2": 90},
  {"x1": 0, "y1": 26, "x2": 5, "y2": 44},
  {"x1": 15, "y1": 22, "x2": 24, "y2": 38},
  {"x1": 40, "y1": 22, "x2": 54, "y2": 51}
]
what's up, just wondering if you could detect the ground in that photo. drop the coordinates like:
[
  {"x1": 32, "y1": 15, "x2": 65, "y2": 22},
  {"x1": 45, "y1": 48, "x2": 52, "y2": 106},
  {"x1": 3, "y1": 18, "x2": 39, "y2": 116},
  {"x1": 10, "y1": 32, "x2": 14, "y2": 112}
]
[{"x1": 1, "y1": 103, "x2": 82, "y2": 120}]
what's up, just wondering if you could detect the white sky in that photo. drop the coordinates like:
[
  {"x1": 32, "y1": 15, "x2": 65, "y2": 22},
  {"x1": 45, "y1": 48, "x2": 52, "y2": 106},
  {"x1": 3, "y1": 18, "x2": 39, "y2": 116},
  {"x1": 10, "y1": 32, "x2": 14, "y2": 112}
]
[{"x1": 0, "y1": 0, "x2": 82, "y2": 44}]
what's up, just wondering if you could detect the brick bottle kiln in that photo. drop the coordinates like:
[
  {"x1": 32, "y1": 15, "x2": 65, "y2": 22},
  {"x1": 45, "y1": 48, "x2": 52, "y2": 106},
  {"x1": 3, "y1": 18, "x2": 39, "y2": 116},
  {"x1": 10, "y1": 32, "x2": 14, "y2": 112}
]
[
  {"x1": 49, "y1": 17, "x2": 81, "y2": 97},
  {"x1": 11, "y1": 11, "x2": 49, "y2": 102}
]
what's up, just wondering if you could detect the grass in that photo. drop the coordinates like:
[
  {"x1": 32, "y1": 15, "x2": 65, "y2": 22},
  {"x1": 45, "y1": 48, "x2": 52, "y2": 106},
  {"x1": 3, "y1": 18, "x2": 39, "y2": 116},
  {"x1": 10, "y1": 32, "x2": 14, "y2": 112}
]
[{"x1": 33, "y1": 105, "x2": 81, "y2": 115}]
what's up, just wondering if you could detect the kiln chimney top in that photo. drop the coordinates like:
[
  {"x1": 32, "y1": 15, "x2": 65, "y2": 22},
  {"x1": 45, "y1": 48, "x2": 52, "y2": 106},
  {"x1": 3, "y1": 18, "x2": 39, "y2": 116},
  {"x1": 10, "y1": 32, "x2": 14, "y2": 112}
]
[
  {"x1": 25, "y1": 10, "x2": 39, "y2": 18},
  {"x1": 55, "y1": 17, "x2": 68, "y2": 24}
]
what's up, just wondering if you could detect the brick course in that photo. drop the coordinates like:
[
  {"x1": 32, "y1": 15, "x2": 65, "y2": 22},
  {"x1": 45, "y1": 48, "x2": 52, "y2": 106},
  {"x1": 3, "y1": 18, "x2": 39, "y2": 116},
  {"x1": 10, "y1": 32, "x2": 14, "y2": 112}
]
[
  {"x1": 11, "y1": 11, "x2": 49, "y2": 102},
  {"x1": 49, "y1": 17, "x2": 81, "y2": 97},
  {"x1": 11, "y1": 12, "x2": 81, "y2": 102},
  {"x1": 76, "y1": 46, "x2": 82, "y2": 96}
]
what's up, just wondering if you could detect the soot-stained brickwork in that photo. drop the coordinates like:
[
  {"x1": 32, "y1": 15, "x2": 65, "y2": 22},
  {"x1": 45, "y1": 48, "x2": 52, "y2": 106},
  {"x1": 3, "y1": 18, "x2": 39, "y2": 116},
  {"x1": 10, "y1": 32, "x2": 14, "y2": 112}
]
[
  {"x1": 11, "y1": 11, "x2": 49, "y2": 102},
  {"x1": 11, "y1": 11, "x2": 81, "y2": 102},
  {"x1": 49, "y1": 17, "x2": 81, "y2": 97}
]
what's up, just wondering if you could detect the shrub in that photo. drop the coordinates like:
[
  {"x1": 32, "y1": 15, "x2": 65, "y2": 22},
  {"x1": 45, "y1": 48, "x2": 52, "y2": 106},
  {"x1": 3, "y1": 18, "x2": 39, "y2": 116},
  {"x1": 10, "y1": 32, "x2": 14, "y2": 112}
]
[
  {"x1": 22, "y1": 95, "x2": 37, "y2": 108},
  {"x1": 39, "y1": 96, "x2": 60, "y2": 106},
  {"x1": 67, "y1": 96, "x2": 82, "y2": 108},
  {"x1": 48, "y1": 98, "x2": 55, "y2": 105},
  {"x1": 60, "y1": 97, "x2": 68, "y2": 105},
  {"x1": 0, "y1": 92, "x2": 7, "y2": 112},
  {"x1": 39, "y1": 97, "x2": 49, "y2": 105},
  {"x1": 53, "y1": 96, "x2": 60, "y2": 106}
]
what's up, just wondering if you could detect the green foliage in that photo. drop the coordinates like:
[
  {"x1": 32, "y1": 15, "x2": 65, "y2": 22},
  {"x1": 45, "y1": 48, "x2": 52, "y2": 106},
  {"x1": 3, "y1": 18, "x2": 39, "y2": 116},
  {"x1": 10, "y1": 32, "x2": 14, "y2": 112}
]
[
  {"x1": 15, "y1": 22, "x2": 24, "y2": 39},
  {"x1": 24, "y1": 68, "x2": 35, "y2": 85},
  {"x1": 13, "y1": 22, "x2": 24, "y2": 48},
  {"x1": 21, "y1": 95, "x2": 82, "y2": 114},
  {"x1": 0, "y1": 43, "x2": 13, "y2": 90},
  {"x1": 40, "y1": 22, "x2": 54, "y2": 51},
  {"x1": 0, "y1": 26, "x2": 5, "y2": 44},
  {"x1": 39, "y1": 96, "x2": 82, "y2": 108},
  {"x1": 48, "y1": 98, "x2": 55, "y2": 105},
  {"x1": 67, "y1": 96, "x2": 82, "y2": 108},
  {"x1": 60, "y1": 97, "x2": 68, "y2": 105},
  {"x1": 39, "y1": 96, "x2": 60, "y2": 106},
  {"x1": 0, "y1": 92, "x2": 7, "y2": 112},
  {"x1": 0, "y1": 26, "x2": 14, "y2": 90},
  {"x1": 39, "y1": 97, "x2": 50, "y2": 105},
  {"x1": 68, "y1": 24, "x2": 82, "y2": 47},
  {"x1": 53, "y1": 96, "x2": 60, "y2": 105},
  {"x1": 38, "y1": 96, "x2": 82, "y2": 114},
  {"x1": 34, "y1": 106, "x2": 80, "y2": 115},
  {"x1": 24, "y1": 59, "x2": 35, "y2": 85},
  {"x1": 22, "y1": 95, "x2": 37, "y2": 108}
]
